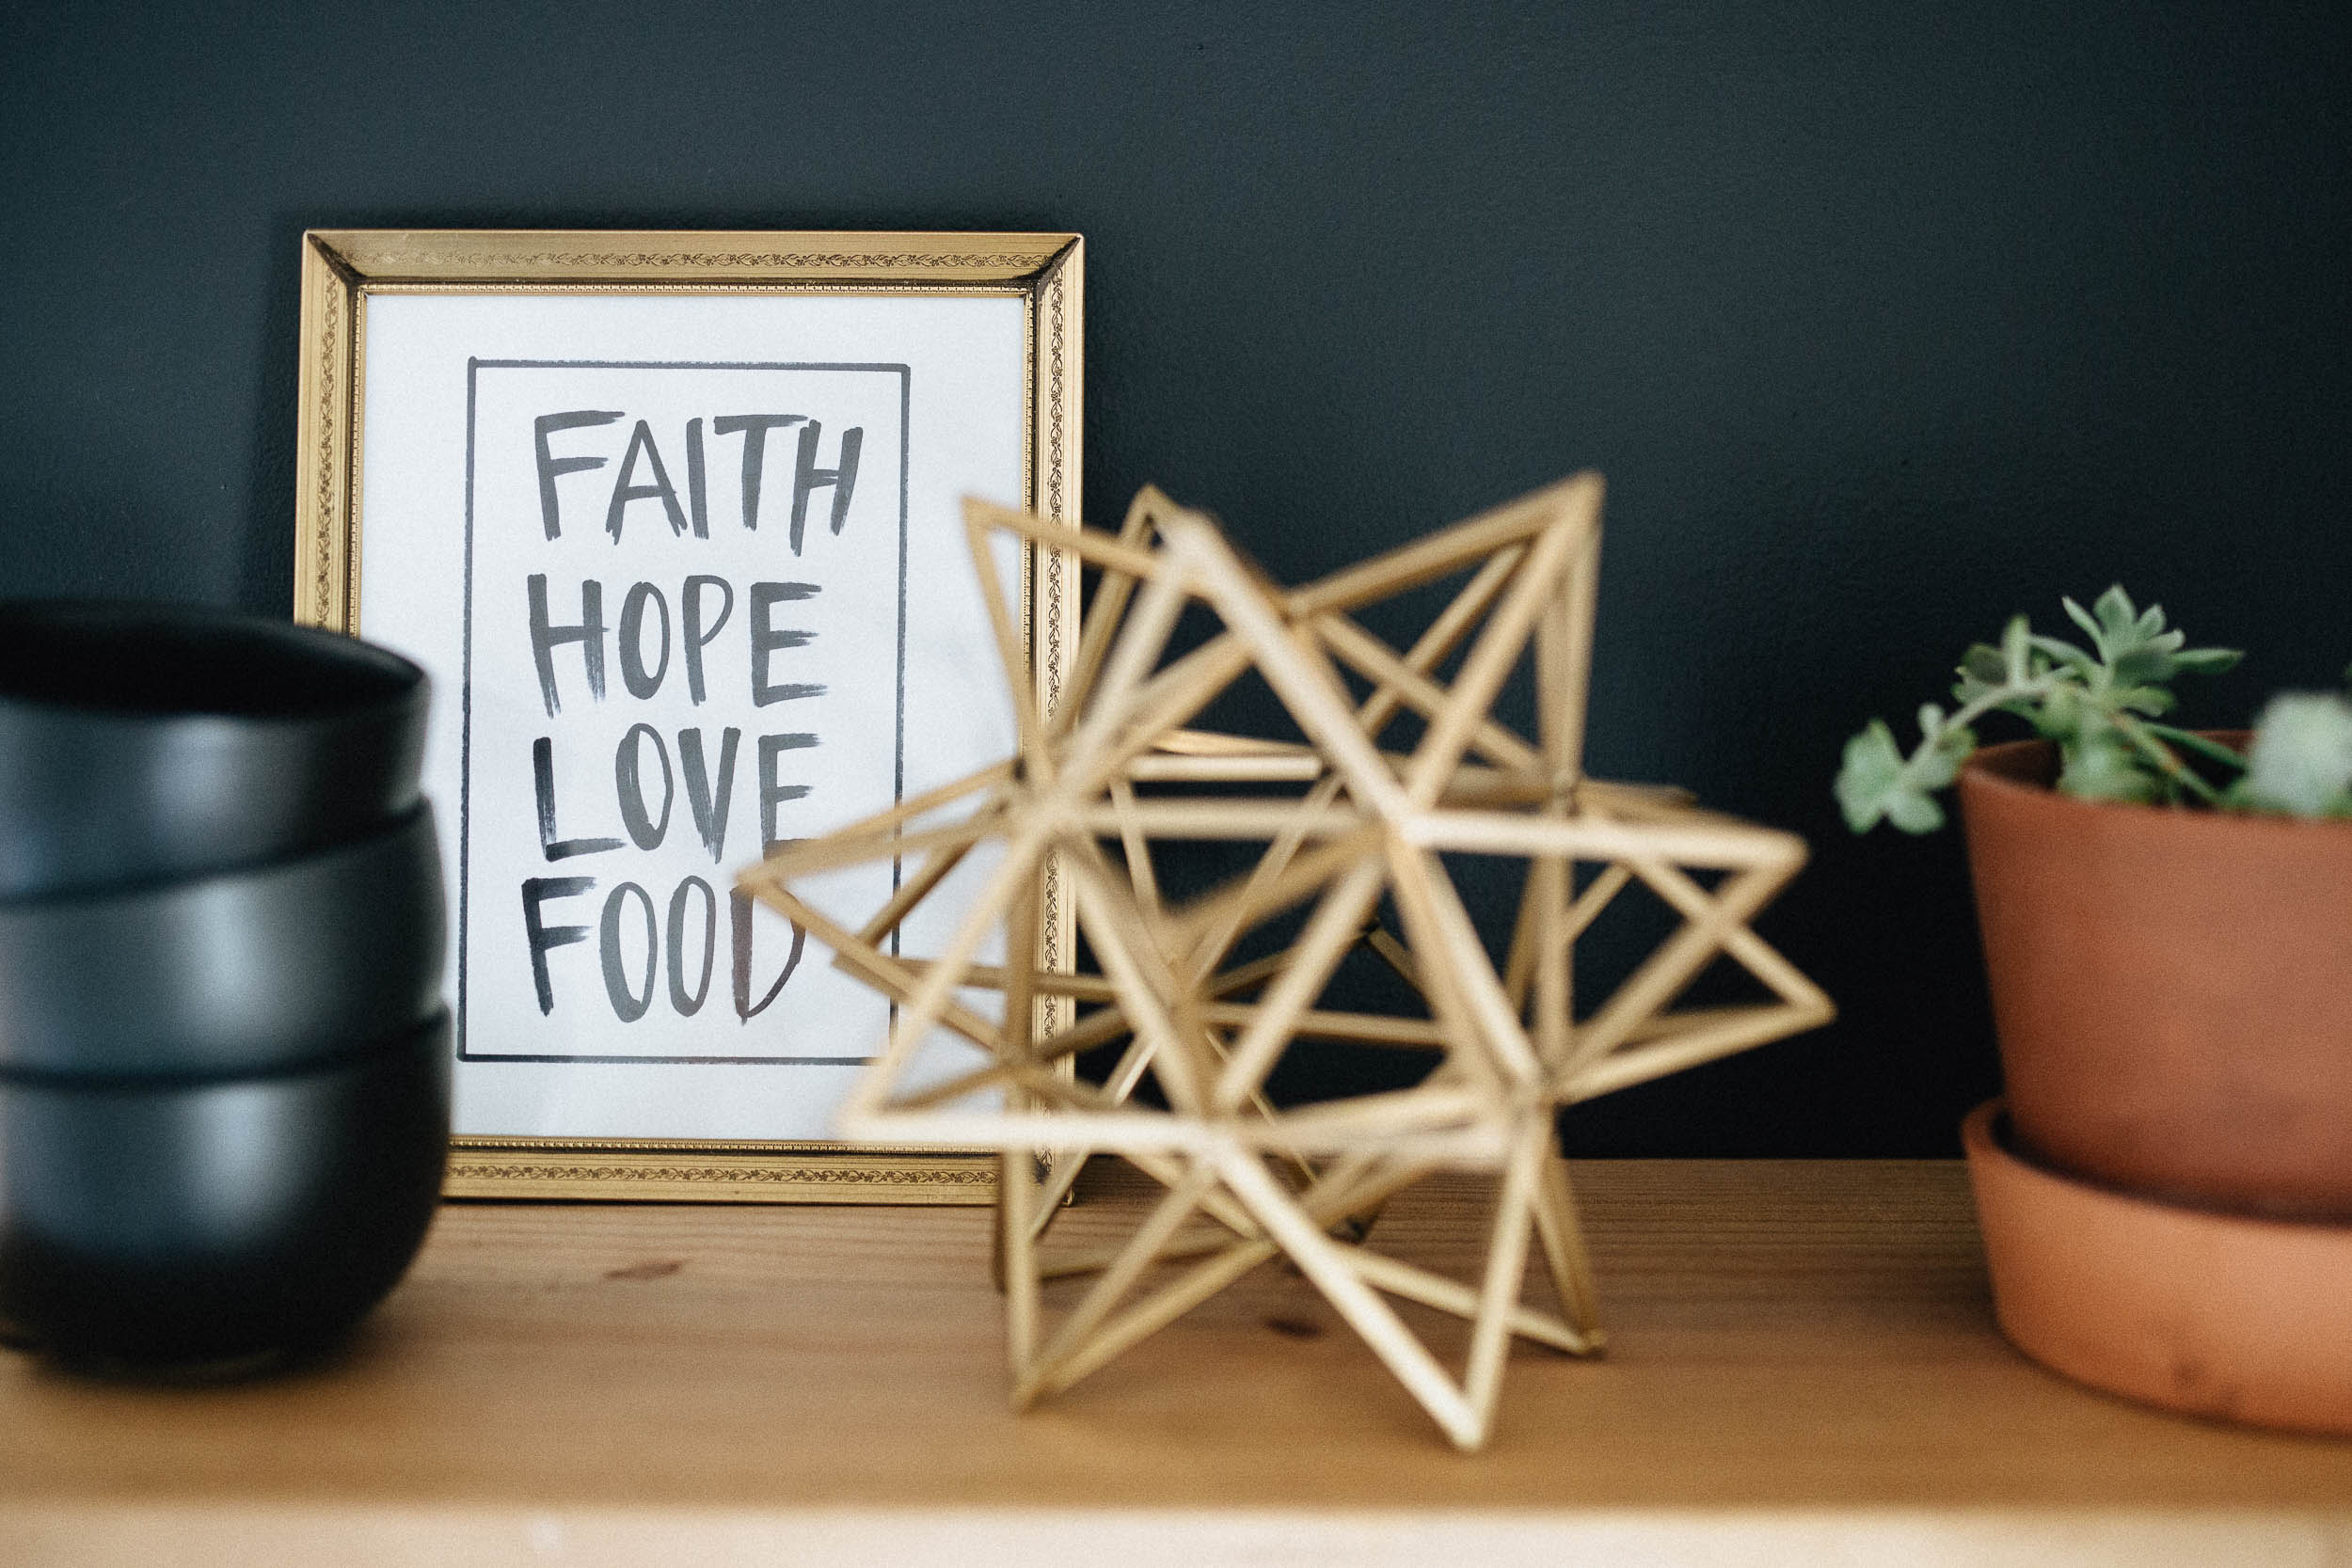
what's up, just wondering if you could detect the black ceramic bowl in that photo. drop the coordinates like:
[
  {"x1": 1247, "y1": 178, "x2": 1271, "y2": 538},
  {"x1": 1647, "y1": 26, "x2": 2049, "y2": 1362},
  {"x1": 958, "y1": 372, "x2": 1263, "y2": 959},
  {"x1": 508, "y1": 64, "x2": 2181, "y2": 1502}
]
[
  {"x1": 0, "y1": 1011, "x2": 451, "y2": 1369},
  {"x1": 0, "y1": 600, "x2": 427, "y2": 899},
  {"x1": 0, "y1": 804, "x2": 445, "y2": 1078}
]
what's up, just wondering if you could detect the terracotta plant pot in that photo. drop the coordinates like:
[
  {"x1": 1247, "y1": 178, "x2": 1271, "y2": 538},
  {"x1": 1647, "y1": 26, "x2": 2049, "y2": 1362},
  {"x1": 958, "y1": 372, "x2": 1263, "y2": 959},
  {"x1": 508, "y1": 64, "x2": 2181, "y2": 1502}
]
[
  {"x1": 1964, "y1": 1101, "x2": 2352, "y2": 1434},
  {"x1": 1957, "y1": 737, "x2": 2352, "y2": 1219}
]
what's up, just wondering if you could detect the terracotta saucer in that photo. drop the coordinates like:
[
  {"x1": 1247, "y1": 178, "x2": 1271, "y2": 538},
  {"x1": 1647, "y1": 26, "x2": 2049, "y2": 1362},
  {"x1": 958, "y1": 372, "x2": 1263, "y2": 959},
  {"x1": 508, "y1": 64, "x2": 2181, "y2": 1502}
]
[{"x1": 1963, "y1": 1098, "x2": 2352, "y2": 1435}]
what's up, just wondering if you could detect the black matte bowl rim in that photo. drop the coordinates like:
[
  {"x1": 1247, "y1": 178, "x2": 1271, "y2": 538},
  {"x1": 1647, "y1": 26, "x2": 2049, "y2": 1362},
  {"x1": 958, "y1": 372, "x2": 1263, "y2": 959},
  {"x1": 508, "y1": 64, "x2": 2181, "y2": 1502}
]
[
  {"x1": 0, "y1": 795, "x2": 434, "y2": 913},
  {"x1": 0, "y1": 600, "x2": 424, "y2": 724},
  {"x1": 0, "y1": 801, "x2": 444, "y2": 1077},
  {"x1": 0, "y1": 1007, "x2": 453, "y2": 1094}
]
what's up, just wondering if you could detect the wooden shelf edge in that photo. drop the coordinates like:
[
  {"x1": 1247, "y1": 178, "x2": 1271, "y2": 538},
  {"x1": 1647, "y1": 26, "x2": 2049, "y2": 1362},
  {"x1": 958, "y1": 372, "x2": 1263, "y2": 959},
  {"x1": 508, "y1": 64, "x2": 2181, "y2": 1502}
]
[{"x1": 7, "y1": 1502, "x2": 2350, "y2": 1568}]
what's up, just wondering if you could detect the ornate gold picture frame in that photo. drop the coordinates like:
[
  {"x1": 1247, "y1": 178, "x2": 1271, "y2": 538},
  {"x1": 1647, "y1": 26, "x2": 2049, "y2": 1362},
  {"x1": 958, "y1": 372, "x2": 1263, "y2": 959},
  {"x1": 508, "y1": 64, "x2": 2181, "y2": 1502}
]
[{"x1": 293, "y1": 230, "x2": 1080, "y2": 1201}]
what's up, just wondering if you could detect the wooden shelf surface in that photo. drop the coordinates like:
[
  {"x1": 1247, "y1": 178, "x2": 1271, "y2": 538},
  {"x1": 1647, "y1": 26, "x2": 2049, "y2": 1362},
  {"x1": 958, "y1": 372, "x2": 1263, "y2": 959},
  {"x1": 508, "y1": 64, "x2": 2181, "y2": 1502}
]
[{"x1": 5, "y1": 1158, "x2": 2350, "y2": 1565}]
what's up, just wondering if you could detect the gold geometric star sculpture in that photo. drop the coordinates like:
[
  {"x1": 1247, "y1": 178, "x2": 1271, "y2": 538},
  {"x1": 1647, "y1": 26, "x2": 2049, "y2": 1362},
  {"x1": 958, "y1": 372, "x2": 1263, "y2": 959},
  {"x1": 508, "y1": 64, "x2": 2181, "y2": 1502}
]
[{"x1": 739, "y1": 473, "x2": 1834, "y2": 1449}]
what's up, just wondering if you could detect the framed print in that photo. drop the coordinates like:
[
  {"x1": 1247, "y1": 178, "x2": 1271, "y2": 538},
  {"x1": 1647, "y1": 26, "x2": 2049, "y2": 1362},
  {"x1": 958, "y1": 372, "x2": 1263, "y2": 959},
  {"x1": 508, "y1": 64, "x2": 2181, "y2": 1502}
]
[{"x1": 293, "y1": 230, "x2": 1079, "y2": 1201}]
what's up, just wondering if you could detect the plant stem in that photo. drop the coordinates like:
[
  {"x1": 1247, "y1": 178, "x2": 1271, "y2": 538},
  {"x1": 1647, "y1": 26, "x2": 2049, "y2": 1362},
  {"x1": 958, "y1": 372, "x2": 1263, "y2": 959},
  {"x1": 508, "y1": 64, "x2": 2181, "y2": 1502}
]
[{"x1": 2115, "y1": 714, "x2": 2223, "y2": 805}]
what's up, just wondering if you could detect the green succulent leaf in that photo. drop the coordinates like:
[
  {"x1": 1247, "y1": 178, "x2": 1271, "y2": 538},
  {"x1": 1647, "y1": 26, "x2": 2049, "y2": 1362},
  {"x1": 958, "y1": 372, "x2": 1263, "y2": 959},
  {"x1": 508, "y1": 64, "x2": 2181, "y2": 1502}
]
[
  {"x1": 2000, "y1": 614, "x2": 2032, "y2": 683},
  {"x1": 2026, "y1": 633, "x2": 2098, "y2": 679},
  {"x1": 2233, "y1": 693, "x2": 2352, "y2": 817},
  {"x1": 1836, "y1": 717, "x2": 1971, "y2": 834},
  {"x1": 2143, "y1": 722, "x2": 2250, "y2": 774},
  {"x1": 2055, "y1": 586, "x2": 2243, "y2": 689},
  {"x1": 1882, "y1": 784, "x2": 1949, "y2": 833},
  {"x1": 2058, "y1": 721, "x2": 2163, "y2": 803},
  {"x1": 1838, "y1": 585, "x2": 2242, "y2": 835},
  {"x1": 1836, "y1": 720, "x2": 1910, "y2": 832},
  {"x1": 1952, "y1": 643, "x2": 2009, "y2": 705},
  {"x1": 1916, "y1": 720, "x2": 1976, "y2": 791},
  {"x1": 2031, "y1": 682, "x2": 2087, "y2": 741},
  {"x1": 2113, "y1": 642, "x2": 2187, "y2": 690},
  {"x1": 2172, "y1": 646, "x2": 2244, "y2": 675},
  {"x1": 2092, "y1": 585, "x2": 2139, "y2": 642}
]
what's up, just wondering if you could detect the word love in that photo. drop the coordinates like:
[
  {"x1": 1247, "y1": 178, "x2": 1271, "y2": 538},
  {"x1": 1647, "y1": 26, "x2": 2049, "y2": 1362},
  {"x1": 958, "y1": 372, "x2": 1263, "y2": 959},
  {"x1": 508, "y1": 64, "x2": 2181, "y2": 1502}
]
[
  {"x1": 532, "y1": 728, "x2": 809, "y2": 869},
  {"x1": 521, "y1": 730, "x2": 811, "y2": 1023},
  {"x1": 533, "y1": 410, "x2": 862, "y2": 553}
]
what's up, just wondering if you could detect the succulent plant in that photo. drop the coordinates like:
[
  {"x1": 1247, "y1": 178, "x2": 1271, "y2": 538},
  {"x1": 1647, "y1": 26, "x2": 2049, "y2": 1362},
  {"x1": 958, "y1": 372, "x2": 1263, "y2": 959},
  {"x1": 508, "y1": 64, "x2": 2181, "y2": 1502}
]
[
  {"x1": 1838, "y1": 586, "x2": 2352, "y2": 833},
  {"x1": 2233, "y1": 692, "x2": 2352, "y2": 818}
]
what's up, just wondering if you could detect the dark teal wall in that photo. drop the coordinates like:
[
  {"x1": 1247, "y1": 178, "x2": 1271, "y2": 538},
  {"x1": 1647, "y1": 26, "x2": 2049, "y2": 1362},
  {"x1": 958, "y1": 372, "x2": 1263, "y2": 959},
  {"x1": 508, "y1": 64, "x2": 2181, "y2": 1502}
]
[{"x1": 4, "y1": 2, "x2": 2346, "y2": 1152}]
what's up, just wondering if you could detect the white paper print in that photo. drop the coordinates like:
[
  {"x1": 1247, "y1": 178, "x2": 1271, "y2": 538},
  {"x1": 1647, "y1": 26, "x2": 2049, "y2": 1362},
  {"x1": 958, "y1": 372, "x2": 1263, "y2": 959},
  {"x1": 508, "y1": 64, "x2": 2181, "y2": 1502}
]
[{"x1": 359, "y1": 293, "x2": 1024, "y2": 1139}]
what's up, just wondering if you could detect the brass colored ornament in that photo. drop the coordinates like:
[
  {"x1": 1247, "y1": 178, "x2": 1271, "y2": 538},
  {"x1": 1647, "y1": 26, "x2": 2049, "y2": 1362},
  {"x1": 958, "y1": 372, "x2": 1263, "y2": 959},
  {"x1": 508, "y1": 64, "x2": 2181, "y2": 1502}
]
[{"x1": 739, "y1": 475, "x2": 1833, "y2": 1449}]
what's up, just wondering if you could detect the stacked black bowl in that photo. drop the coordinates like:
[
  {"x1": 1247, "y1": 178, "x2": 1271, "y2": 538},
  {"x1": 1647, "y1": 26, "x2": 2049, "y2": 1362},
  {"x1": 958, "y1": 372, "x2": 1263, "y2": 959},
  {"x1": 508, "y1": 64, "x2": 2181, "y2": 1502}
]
[{"x1": 0, "y1": 602, "x2": 449, "y2": 1374}]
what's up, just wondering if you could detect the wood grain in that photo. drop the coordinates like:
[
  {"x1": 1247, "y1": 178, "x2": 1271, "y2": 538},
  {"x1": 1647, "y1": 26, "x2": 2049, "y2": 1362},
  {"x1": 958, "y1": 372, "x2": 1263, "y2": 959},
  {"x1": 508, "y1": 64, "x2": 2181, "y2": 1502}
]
[{"x1": 4, "y1": 1160, "x2": 2350, "y2": 1564}]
